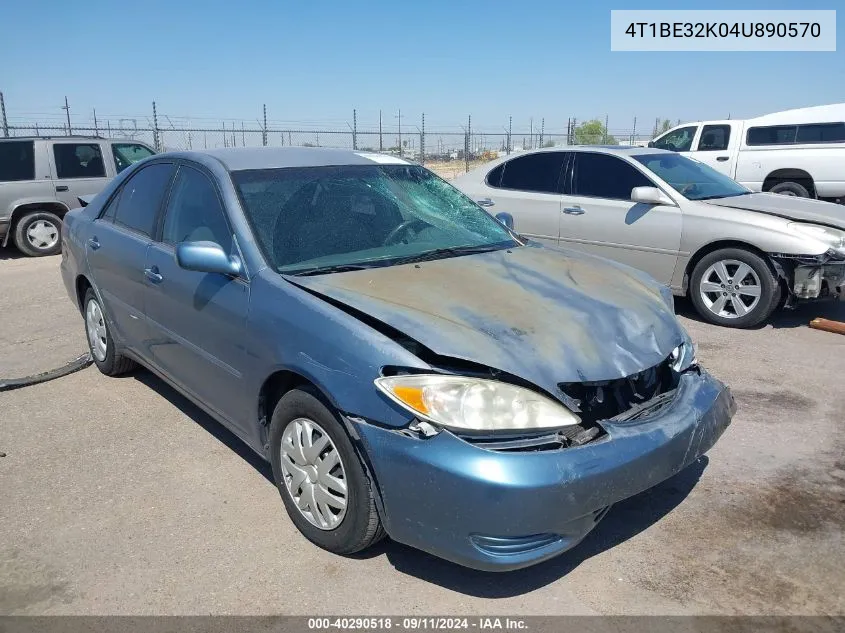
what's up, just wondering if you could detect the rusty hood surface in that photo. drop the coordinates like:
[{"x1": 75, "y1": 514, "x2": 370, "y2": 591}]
[{"x1": 286, "y1": 244, "x2": 683, "y2": 394}]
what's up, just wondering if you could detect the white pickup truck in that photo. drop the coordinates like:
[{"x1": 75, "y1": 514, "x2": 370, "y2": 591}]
[{"x1": 649, "y1": 103, "x2": 845, "y2": 203}]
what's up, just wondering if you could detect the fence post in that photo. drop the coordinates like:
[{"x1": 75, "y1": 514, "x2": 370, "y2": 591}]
[
  {"x1": 631, "y1": 116, "x2": 637, "y2": 145},
  {"x1": 263, "y1": 104, "x2": 268, "y2": 146},
  {"x1": 379, "y1": 110, "x2": 383, "y2": 152},
  {"x1": 540, "y1": 117, "x2": 545, "y2": 148},
  {"x1": 465, "y1": 114, "x2": 471, "y2": 173},
  {"x1": 352, "y1": 109, "x2": 358, "y2": 150},
  {"x1": 420, "y1": 113, "x2": 425, "y2": 165},
  {"x1": 0, "y1": 91, "x2": 7, "y2": 137},
  {"x1": 508, "y1": 116, "x2": 512, "y2": 154},
  {"x1": 93, "y1": 109, "x2": 99, "y2": 136},
  {"x1": 570, "y1": 118, "x2": 577, "y2": 145},
  {"x1": 604, "y1": 114, "x2": 609, "y2": 144},
  {"x1": 152, "y1": 101, "x2": 160, "y2": 151},
  {"x1": 397, "y1": 108, "x2": 402, "y2": 158}
]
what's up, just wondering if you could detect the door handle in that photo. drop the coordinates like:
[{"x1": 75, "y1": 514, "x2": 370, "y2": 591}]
[
  {"x1": 56, "y1": 185, "x2": 69, "y2": 192},
  {"x1": 716, "y1": 156, "x2": 729, "y2": 162},
  {"x1": 87, "y1": 237, "x2": 101, "y2": 250},
  {"x1": 563, "y1": 206, "x2": 585, "y2": 215},
  {"x1": 477, "y1": 198, "x2": 495, "y2": 207},
  {"x1": 144, "y1": 267, "x2": 163, "y2": 284}
]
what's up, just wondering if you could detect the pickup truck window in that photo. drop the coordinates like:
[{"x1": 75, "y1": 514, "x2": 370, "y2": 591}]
[
  {"x1": 697, "y1": 125, "x2": 730, "y2": 151},
  {"x1": 651, "y1": 126, "x2": 697, "y2": 152},
  {"x1": 0, "y1": 141, "x2": 35, "y2": 182},
  {"x1": 795, "y1": 123, "x2": 845, "y2": 143},
  {"x1": 748, "y1": 122, "x2": 845, "y2": 146}
]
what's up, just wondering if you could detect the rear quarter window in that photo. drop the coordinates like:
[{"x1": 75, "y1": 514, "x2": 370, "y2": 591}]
[{"x1": 0, "y1": 141, "x2": 36, "y2": 182}]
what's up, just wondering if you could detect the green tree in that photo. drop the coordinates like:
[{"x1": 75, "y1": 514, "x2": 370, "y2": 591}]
[{"x1": 574, "y1": 120, "x2": 616, "y2": 145}]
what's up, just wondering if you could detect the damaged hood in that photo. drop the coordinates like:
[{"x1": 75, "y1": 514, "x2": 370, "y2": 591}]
[
  {"x1": 286, "y1": 244, "x2": 683, "y2": 396},
  {"x1": 703, "y1": 193, "x2": 845, "y2": 229}
]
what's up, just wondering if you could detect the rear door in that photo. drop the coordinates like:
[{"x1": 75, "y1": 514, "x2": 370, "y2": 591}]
[
  {"x1": 475, "y1": 152, "x2": 569, "y2": 243},
  {"x1": 691, "y1": 123, "x2": 739, "y2": 177},
  {"x1": 0, "y1": 140, "x2": 57, "y2": 234},
  {"x1": 558, "y1": 152, "x2": 681, "y2": 285},
  {"x1": 50, "y1": 141, "x2": 113, "y2": 209},
  {"x1": 86, "y1": 162, "x2": 175, "y2": 351},
  {"x1": 143, "y1": 163, "x2": 251, "y2": 433}
]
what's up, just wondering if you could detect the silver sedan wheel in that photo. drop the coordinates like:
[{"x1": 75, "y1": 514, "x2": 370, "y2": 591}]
[
  {"x1": 26, "y1": 219, "x2": 59, "y2": 250},
  {"x1": 85, "y1": 299, "x2": 108, "y2": 362},
  {"x1": 280, "y1": 418, "x2": 348, "y2": 530},
  {"x1": 699, "y1": 259, "x2": 762, "y2": 319}
]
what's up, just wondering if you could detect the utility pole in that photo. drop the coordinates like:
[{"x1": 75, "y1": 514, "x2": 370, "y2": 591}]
[
  {"x1": 93, "y1": 108, "x2": 99, "y2": 136},
  {"x1": 1, "y1": 91, "x2": 9, "y2": 137},
  {"x1": 379, "y1": 110, "x2": 383, "y2": 152},
  {"x1": 63, "y1": 96, "x2": 72, "y2": 135},
  {"x1": 262, "y1": 104, "x2": 268, "y2": 146}
]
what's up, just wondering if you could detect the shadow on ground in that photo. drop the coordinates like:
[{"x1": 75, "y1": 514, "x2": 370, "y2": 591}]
[
  {"x1": 675, "y1": 295, "x2": 845, "y2": 329},
  {"x1": 132, "y1": 368, "x2": 707, "y2": 597},
  {"x1": 0, "y1": 245, "x2": 27, "y2": 261}
]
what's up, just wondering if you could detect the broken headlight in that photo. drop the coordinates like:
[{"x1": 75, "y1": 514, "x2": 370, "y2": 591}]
[
  {"x1": 669, "y1": 329, "x2": 698, "y2": 372},
  {"x1": 788, "y1": 223, "x2": 845, "y2": 257},
  {"x1": 375, "y1": 375, "x2": 581, "y2": 432}
]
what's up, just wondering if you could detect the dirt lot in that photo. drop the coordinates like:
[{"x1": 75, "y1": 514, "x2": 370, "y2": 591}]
[{"x1": 1, "y1": 249, "x2": 844, "y2": 615}]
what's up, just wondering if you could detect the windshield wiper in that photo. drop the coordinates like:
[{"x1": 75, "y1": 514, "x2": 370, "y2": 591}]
[
  {"x1": 286, "y1": 263, "x2": 379, "y2": 276},
  {"x1": 696, "y1": 192, "x2": 752, "y2": 201},
  {"x1": 389, "y1": 244, "x2": 508, "y2": 266}
]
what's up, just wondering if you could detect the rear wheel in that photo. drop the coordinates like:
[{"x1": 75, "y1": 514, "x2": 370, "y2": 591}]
[
  {"x1": 769, "y1": 181, "x2": 811, "y2": 198},
  {"x1": 13, "y1": 211, "x2": 62, "y2": 257},
  {"x1": 690, "y1": 248, "x2": 781, "y2": 328},
  {"x1": 269, "y1": 388, "x2": 384, "y2": 554},
  {"x1": 83, "y1": 288, "x2": 136, "y2": 376}
]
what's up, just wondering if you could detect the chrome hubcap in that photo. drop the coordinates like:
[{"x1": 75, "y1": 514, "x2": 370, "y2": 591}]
[
  {"x1": 26, "y1": 220, "x2": 59, "y2": 249},
  {"x1": 85, "y1": 299, "x2": 108, "y2": 361},
  {"x1": 699, "y1": 259, "x2": 762, "y2": 319},
  {"x1": 280, "y1": 418, "x2": 347, "y2": 530}
]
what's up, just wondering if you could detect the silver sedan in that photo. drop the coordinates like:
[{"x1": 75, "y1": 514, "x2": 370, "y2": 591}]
[{"x1": 454, "y1": 146, "x2": 845, "y2": 327}]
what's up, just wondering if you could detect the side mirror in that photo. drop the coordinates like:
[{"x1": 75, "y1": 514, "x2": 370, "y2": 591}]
[
  {"x1": 631, "y1": 186, "x2": 676, "y2": 206},
  {"x1": 495, "y1": 212, "x2": 515, "y2": 230},
  {"x1": 176, "y1": 241, "x2": 242, "y2": 276}
]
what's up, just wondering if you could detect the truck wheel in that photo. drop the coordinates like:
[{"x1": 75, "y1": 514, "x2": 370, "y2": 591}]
[
  {"x1": 690, "y1": 248, "x2": 781, "y2": 328},
  {"x1": 769, "y1": 181, "x2": 811, "y2": 198},
  {"x1": 13, "y1": 211, "x2": 63, "y2": 257}
]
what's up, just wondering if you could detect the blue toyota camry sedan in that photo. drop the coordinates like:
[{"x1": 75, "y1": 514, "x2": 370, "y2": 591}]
[{"x1": 60, "y1": 147, "x2": 735, "y2": 571}]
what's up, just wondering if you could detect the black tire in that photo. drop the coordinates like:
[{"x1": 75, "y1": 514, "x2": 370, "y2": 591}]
[
  {"x1": 83, "y1": 288, "x2": 136, "y2": 376},
  {"x1": 689, "y1": 248, "x2": 781, "y2": 328},
  {"x1": 769, "y1": 181, "x2": 811, "y2": 198},
  {"x1": 269, "y1": 387, "x2": 384, "y2": 555},
  {"x1": 13, "y1": 211, "x2": 63, "y2": 257}
]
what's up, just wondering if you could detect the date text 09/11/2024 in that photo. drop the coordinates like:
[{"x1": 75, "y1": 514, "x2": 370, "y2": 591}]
[{"x1": 307, "y1": 618, "x2": 528, "y2": 630}]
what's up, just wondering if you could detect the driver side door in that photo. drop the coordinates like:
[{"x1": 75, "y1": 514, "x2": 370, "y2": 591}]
[{"x1": 142, "y1": 163, "x2": 251, "y2": 434}]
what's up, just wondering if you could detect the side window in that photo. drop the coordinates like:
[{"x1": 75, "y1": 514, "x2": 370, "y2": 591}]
[
  {"x1": 112, "y1": 143, "x2": 155, "y2": 174},
  {"x1": 652, "y1": 126, "x2": 697, "y2": 152},
  {"x1": 53, "y1": 143, "x2": 106, "y2": 179},
  {"x1": 112, "y1": 163, "x2": 175, "y2": 237},
  {"x1": 0, "y1": 141, "x2": 35, "y2": 182},
  {"x1": 485, "y1": 163, "x2": 504, "y2": 187},
  {"x1": 697, "y1": 125, "x2": 731, "y2": 151},
  {"x1": 99, "y1": 190, "x2": 121, "y2": 221},
  {"x1": 746, "y1": 125, "x2": 797, "y2": 146},
  {"x1": 162, "y1": 166, "x2": 232, "y2": 252},
  {"x1": 574, "y1": 153, "x2": 652, "y2": 200},
  {"x1": 795, "y1": 123, "x2": 845, "y2": 144},
  {"x1": 497, "y1": 152, "x2": 567, "y2": 194}
]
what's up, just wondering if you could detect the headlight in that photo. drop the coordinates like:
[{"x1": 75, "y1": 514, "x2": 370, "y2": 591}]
[
  {"x1": 669, "y1": 329, "x2": 698, "y2": 372},
  {"x1": 788, "y1": 223, "x2": 845, "y2": 254},
  {"x1": 374, "y1": 374, "x2": 581, "y2": 432}
]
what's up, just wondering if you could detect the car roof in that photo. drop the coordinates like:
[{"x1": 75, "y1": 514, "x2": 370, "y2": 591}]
[
  {"x1": 159, "y1": 147, "x2": 414, "y2": 172},
  {"x1": 0, "y1": 136, "x2": 141, "y2": 142},
  {"x1": 496, "y1": 145, "x2": 668, "y2": 157}
]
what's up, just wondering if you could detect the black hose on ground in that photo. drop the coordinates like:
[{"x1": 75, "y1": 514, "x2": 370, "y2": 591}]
[{"x1": 0, "y1": 352, "x2": 93, "y2": 392}]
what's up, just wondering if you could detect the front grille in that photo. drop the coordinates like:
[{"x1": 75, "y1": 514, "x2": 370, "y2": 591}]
[{"x1": 558, "y1": 355, "x2": 679, "y2": 424}]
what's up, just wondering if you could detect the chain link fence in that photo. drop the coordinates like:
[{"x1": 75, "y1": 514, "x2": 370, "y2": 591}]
[{"x1": 1, "y1": 97, "x2": 661, "y2": 180}]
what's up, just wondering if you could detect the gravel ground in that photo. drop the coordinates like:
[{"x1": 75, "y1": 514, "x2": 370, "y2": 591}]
[{"x1": 1, "y1": 249, "x2": 843, "y2": 615}]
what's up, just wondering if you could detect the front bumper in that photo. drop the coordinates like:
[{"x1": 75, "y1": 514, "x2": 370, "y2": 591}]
[{"x1": 353, "y1": 368, "x2": 735, "y2": 572}]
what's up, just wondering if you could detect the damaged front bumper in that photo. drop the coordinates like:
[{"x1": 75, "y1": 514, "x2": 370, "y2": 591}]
[
  {"x1": 351, "y1": 368, "x2": 735, "y2": 572},
  {"x1": 771, "y1": 251, "x2": 845, "y2": 301}
]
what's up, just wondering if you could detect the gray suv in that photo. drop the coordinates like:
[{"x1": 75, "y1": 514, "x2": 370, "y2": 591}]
[{"x1": 0, "y1": 137, "x2": 155, "y2": 256}]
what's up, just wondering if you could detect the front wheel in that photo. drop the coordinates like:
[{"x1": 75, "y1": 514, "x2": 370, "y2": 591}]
[
  {"x1": 689, "y1": 248, "x2": 781, "y2": 328},
  {"x1": 13, "y1": 211, "x2": 63, "y2": 256},
  {"x1": 269, "y1": 388, "x2": 384, "y2": 554}
]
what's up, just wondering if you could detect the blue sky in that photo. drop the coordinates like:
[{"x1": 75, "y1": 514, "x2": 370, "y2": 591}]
[{"x1": 1, "y1": 0, "x2": 842, "y2": 134}]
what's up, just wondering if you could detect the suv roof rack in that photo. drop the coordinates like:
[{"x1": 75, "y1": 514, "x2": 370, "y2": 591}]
[{"x1": 0, "y1": 135, "x2": 109, "y2": 141}]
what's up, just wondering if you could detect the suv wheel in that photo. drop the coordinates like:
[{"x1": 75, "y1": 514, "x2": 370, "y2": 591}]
[
  {"x1": 690, "y1": 248, "x2": 781, "y2": 328},
  {"x1": 14, "y1": 211, "x2": 63, "y2": 256}
]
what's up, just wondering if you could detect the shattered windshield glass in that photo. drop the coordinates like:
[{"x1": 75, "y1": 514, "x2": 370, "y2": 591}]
[{"x1": 233, "y1": 164, "x2": 517, "y2": 274}]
